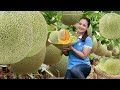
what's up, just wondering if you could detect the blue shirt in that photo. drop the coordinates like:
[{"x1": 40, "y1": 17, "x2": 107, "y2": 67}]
[{"x1": 67, "y1": 36, "x2": 92, "y2": 69}]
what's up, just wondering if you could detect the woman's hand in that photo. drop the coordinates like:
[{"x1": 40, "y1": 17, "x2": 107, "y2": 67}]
[
  {"x1": 63, "y1": 45, "x2": 74, "y2": 51},
  {"x1": 62, "y1": 46, "x2": 70, "y2": 51},
  {"x1": 62, "y1": 45, "x2": 70, "y2": 56},
  {"x1": 69, "y1": 45, "x2": 73, "y2": 50}
]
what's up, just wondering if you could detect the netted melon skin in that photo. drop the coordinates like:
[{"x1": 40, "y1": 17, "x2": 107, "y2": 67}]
[
  {"x1": 44, "y1": 44, "x2": 62, "y2": 65},
  {"x1": 11, "y1": 46, "x2": 46, "y2": 74},
  {"x1": 49, "y1": 55, "x2": 68, "y2": 77},
  {"x1": 99, "y1": 13, "x2": 120, "y2": 39},
  {"x1": 0, "y1": 11, "x2": 33, "y2": 64},
  {"x1": 61, "y1": 11, "x2": 83, "y2": 25},
  {"x1": 26, "y1": 11, "x2": 48, "y2": 57}
]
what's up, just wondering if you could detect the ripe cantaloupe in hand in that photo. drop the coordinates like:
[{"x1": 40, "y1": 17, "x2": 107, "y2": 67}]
[
  {"x1": 49, "y1": 31, "x2": 59, "y2": 44},
  {"x1": 48, "y1": 29, "x2": 78, "y2": 45},
  {"x1": 58, "y1": 29, "x2": 71, "y2": 44},
  {"x1": 48, "y1": 29, "x2": 78, "y2": 50}
]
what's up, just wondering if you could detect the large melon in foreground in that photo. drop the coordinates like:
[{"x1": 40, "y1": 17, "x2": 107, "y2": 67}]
[
  {"x1": 49, "y1": 55, "x2": 68, "y2": 77},
  {"x1": 99, "y1": 13, "x2": 120, "y2": 39},
  {"x1": 26, "y1": 11, "x2": 48, "y2": 57},
  {"x1": 96, "y1": 57, "x2": 109, "y2": 71},
  {"x1": 43, "y1": 44, "x2": 62, "y2": 66},
  {"x1": 61, "y1": 11, "x2": 83, "y2": 25},
  {"x1": 11, "y1": 46, "x2": 46, "y2": 74},
  {"x1": 0, "y1": 11, "x2": 33, "y2": 64},
  {"x1": 103, "y1": 58, "x2": 120, "y2": 75}
]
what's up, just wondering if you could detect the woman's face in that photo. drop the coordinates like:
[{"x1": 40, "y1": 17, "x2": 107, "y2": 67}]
[{"x1": 75, "y1": 19, "x2": 88, "y2": 33}]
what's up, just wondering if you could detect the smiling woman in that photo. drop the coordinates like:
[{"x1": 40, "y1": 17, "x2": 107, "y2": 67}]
[{"x1": 62, "y1": 17, "x2": 93, "y2": 79}]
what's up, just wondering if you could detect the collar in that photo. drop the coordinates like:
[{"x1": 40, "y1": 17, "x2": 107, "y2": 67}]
[{"x1": 79, "y1": 35, "x2": 82, "y2": 39}]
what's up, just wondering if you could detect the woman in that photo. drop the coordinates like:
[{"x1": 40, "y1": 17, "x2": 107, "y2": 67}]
[{"x1": 62, "y1": 17, "x2": 93, "y2": 79}]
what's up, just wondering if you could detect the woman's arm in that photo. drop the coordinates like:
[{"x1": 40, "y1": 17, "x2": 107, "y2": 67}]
[{"x1": 69, "y1": 45, "x2": 91, "y2": 60}]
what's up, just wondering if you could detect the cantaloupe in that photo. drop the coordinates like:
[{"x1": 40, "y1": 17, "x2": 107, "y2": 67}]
[
  {"x1": 48, "y1": 29, "x2": 78, "y2": 50},
  {"x1": 105, "y1": 50, "x2": 112, "y2": 57},
  {"x1": 0, "y1": 11, "x2": 33, "y2": 64},
  {"x1": 46, "y1": 25, "x2": 56, "y2": 47},
  {"x1": 58, "y1": 29, "x2": 71, "y2": 44},
  {"x1": 90, "y1": 36, "x2": 98, "y2": 54},
  {"x1": 103, "y1": 58, "x2": 120, "y2": 75},
  {"x1": 99, "y1": 13, "x2": 120, "y2": 39},
  {"x1": 11, "y1": 46, "x2": 46, "y2": 74},
  {"x1": 107, "y1": 41, "x2": 114, "y2": 51},
  {"x1": 49, "y1": 31, "x2": 59, "y2": 44},
  {"x1": 94, "y1": 41, "x2": 101, "y2": 55},
  {"x1": 96, "y1": 57, "x2": 120, "y2": 75},
  {"x1": 43, "y1": 44, "x2": 62, "y2": 66},
  {"x1": 49, "y1": 55, "x2": 68, "y2": 77},
  {"x1": 96, "y1": 57, "x2": 109, "y2": 71},
  {"x1": 94, "y1": 41, "x2": 107, "y2": 56},
  {"x1": 96, "y1": 44, "x2": 107, "y2": 56},
  {"x1": 112, "y1": 46, "x2": 119, "y2": 56},
  {"x1": 87, "y1": 24, "x2": 93, "y2": 38},
  {"x1": 61, "y1": 11, "x2": 83, "y2": 25},
  {"x1": 26, "y1": 11, "x2": 48, "y2": 57}
]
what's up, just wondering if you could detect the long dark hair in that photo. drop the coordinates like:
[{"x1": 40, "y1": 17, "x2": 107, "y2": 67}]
[{"x1": 80, "y1": 17, "x2": 90, "y2": 42}]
